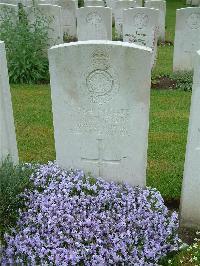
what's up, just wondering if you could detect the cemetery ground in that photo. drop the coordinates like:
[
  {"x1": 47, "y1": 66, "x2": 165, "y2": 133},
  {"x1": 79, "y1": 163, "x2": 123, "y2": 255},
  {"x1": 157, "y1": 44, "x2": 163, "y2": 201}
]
[{"x1": 2, "y1": 0, "x2": 200, "y2": 265}]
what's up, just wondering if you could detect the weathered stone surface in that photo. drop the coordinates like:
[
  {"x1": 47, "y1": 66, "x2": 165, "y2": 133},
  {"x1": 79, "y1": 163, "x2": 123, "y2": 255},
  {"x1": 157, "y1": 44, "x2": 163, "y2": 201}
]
[
  {"x1": 114, "y1": 0, "x2": 138, "y2": 37},
  {"x1": 38, "y1": 4, "x2": 63, "y2": 46},
  {"x1": 191, "y1": 0, "x2": 200, "y2": 6},
  {"x1": 56, "y1": 0, "x2": 76, "y2": 38},
  {"x1": 84, "y1": 0, "x2": 104, "y2": 7},
  {"x1": 123, "y1": 7, "x2": 159, "y2": 67},
  {"x1": 0, "y1": 2, "x2": 18, "y2": 20},
  {"x1": 0, "y1": 41, "x2": 18, "y2": 164},
  {"x1": 173, "y1": 7, "x2": 200, "y2": 71},
  {"x1": 145, "y1": 0, "x2": 166, "y2": 41},
  {"x1": 77, "y1": 7, "x2": 112, "y2": 40},
  {"x1": 180, "y1": 49, "x2": 200, "y2": 229},
  {"x1": 48, "y1": 41, "x2": 152, "y2": 187}
]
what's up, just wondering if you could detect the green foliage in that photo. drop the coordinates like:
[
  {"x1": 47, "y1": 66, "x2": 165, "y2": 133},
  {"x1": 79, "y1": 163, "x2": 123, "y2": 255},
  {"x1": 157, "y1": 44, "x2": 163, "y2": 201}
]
[
  {"x1": 78, "y1": 0, "x2": 84, "y2": 7},
  {"x1": 63, "y1": 33, "x2": 78, "y2": 43},
  {"x1": 0, "y1": 5, "x2": 51, "y2": 84},
  {"x1": 170, "y1": 71, "x2": 193, "y2": 91},
  {"x1": 160, "y1": 231, "x2": 200, "y2": 265},
  {"x1": 0, "y1": 158, "x2": 34, "y2": 242}
]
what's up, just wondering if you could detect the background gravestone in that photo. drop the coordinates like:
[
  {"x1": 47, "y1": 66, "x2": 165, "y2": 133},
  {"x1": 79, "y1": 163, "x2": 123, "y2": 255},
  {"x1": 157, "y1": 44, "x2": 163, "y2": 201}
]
[
  {"x1": 114, "y1": 0, "x2": 138, "y2": 37},
  {"x1": 0, "y1": 3, "x2": 18, "y2": 26},
  {"x1": 123, "y1": 7, "x2": 159, "y2": 67},
  {"x1": 84, "y1": 0, "x2": 105, "y2": 6},
  {"x1": 37, "y1": 4, "x2": 63, "y2": 46},
  {"x1": 77, "y1": 7, "x2": 112, "y2": 40},
  {"x1": 173, "y1": 7, "x2": 200, "y2": 71},
  {"x1": 145, "y1": 0, "x2": 166, "y2": 41},
  {"x1": 48, "y1": 41, "x2": 152, "y2": 187},
  {"x1": 0, "y1": 41, "x2": 18, "y2": 164},
  {"x1": 180, "y1": 49, "x2": 200, "y2": 228},
  {"x1": 56, "y1": 0, "x2": 77, "y2": 38}
]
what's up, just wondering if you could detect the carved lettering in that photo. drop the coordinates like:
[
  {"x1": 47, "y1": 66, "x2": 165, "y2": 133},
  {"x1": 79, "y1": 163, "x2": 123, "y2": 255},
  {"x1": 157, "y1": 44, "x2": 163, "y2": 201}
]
[
  {"x1": 187, "y1": 13, "x2": 200, "y2": 29},
  {"x1": 86, "y1": 12, "x2": 102, "y2": 25},
  {"x1": 133, "y1": 13, "x2": 149, "y2": 29},
  {"x1": 69, "y1": 108, "x2": 130, "y2": 136}
]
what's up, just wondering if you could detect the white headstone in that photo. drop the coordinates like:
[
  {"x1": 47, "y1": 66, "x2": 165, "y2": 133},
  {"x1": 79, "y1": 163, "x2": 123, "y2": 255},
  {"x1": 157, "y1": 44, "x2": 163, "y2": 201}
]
[
  {"x1": 48, "y1": 41, "x2": 152, "y2": 187},
  {"x1": 77, "y1": 7, "x2": 112, "y2": 40},
  {"x1": 180, "y1": 50, "x2": 200, "y2": 228},
  {"x1": 56, "y1": 0, "x2": 76, "y2": 38},
  {"x1": 114, "y1": 0, "x2": 138, "y2": 37},
  {"x1": 37, "y1": 4, "x2": 63, "y2": 46},
  {"x1": 123, "y1": 7, "x2": 159, "y2": 67},
  {"x1": 145, "y1": 0, "x2": 166, "y2": 41},
  {"x1": 85, "y1": 0, "x2": 104, "y2": 6},
  {"x1": 0, "y1": 3, "x2": 18, "y2": 28},
  {"x1": 0, "y1": 41, "x2": 18, "y2": 164},
  {"x1": 191, "y1": 0, "x2": 200, "y2": 6},
  {"x1": 173, "y1": 7, "x2": 200, "y2": 71}
]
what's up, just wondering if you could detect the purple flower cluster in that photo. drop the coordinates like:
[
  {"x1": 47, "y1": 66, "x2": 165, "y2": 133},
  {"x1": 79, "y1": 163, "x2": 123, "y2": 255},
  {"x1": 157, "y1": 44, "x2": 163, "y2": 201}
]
[{"x1": 1, "y1": 162, "x2": 179, "y2": 265}]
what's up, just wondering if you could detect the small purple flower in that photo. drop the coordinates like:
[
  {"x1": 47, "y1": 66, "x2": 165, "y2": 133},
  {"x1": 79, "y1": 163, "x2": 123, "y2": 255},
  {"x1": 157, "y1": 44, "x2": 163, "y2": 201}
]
[{"x1": 1, "y1": 162, "x2": 180, "y2": 265}]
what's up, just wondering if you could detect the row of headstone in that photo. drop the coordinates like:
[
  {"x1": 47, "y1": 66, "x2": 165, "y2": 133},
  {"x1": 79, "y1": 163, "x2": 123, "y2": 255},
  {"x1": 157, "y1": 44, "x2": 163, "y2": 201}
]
[
  {"x1": 81, "y1": 0, "x2": 166, "y2": 42},
  {"x1": 0, "y1": 0, "x2": 166, "y2": 44},
  {"x1": 0, "y1": 2, "x2": 160, "y2": 67}
]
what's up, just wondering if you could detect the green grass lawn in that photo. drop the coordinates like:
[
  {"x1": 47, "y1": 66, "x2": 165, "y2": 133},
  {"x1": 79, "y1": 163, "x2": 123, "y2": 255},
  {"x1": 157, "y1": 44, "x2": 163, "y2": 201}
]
[{"x1": 10, "y1": 0, "x2": 192, "y2": 202}]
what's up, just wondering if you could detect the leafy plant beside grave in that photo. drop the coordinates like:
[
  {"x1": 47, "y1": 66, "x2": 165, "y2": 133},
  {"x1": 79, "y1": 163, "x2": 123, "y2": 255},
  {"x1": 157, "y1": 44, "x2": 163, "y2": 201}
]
[
  {"x1": 0, "y1": 162, "x2": 180, "y2": 265},
  {"x1": 63, "y1": 33, "x2": 78, "y2": 43},
  {"x1": 0, "y1": 4, "x2": 52, "y2": 84},
  {"x1": 151, "y1": 71, "x2": 193, "y2": 91},
  {"x1": 0, "y1": 158, "x2": 34, "y2": 243},
  {"x1": 160, "y1": 231, "x2": 200, "y2": 265}
]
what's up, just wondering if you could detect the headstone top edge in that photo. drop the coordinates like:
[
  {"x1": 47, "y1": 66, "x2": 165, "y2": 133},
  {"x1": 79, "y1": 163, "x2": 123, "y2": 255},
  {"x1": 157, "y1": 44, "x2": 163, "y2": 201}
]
[{"x1": 49, "y1": 40, "x2": 152, "y2": 52}]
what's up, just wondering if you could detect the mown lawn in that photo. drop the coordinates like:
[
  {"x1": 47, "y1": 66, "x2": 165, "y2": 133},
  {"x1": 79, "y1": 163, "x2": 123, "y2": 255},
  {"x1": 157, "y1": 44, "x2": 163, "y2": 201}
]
[{"x1": 10, "y1": 0, "x2": 191, "y2": 202}]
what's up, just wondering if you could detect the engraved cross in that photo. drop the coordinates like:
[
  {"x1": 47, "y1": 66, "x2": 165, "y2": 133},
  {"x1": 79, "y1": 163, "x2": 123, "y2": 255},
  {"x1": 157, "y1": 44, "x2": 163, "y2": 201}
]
[{"x1": 81, "y1": 139, "x2": 121, "y2": 176}]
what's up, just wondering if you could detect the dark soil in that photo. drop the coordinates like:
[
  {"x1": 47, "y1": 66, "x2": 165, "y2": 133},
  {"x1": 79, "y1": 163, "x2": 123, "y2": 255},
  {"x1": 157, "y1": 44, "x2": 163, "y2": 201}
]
[
  {"x1": 164, "y1": 197, "x2": 180, "y2": 211},
  {"x1": 179, "y1": 227, "x2": 197, "y2": 245},
  {"x1": 151, "y1": 76, "x2": 177, "y2": 90}
]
